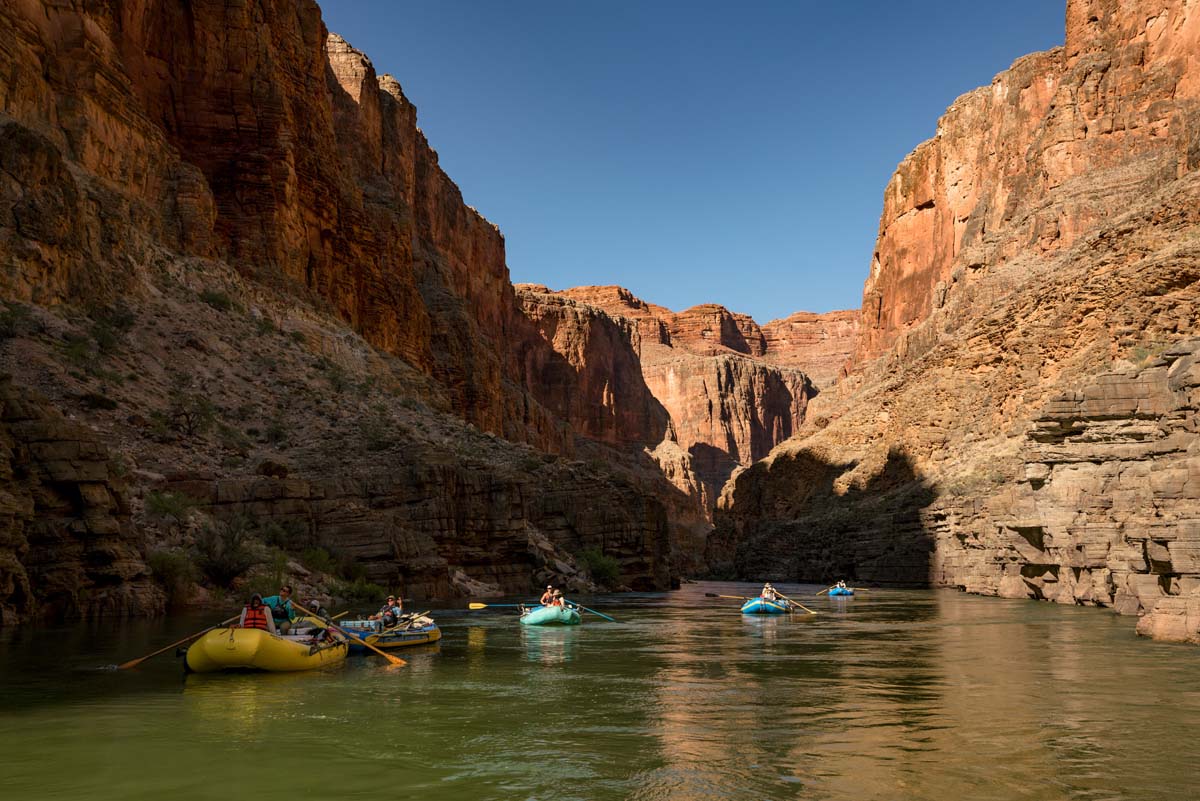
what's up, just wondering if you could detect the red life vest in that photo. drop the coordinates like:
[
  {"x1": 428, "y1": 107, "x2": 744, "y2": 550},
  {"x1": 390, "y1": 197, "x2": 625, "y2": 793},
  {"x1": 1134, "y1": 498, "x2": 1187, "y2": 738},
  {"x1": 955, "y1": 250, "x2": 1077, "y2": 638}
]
[{"x1": 242, "y1": 605, "x2": 270, "y2": 631}]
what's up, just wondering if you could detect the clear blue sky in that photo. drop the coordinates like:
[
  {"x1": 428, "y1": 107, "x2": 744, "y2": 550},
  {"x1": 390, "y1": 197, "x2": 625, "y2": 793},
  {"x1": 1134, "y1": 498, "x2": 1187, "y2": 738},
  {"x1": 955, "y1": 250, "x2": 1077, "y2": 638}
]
[{"x1": 319, "y1": 1, "x2": 1063, "y2": 322}]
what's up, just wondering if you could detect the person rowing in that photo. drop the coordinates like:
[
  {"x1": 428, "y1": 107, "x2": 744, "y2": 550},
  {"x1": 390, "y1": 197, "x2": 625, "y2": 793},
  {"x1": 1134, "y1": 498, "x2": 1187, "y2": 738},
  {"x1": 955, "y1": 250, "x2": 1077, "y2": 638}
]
[
  {"x1": 761, "y1": 583, "x2": 779, "y2": 602},
  {"x1": 540, "y1": 585, "x2": 556, "y2": 606}
]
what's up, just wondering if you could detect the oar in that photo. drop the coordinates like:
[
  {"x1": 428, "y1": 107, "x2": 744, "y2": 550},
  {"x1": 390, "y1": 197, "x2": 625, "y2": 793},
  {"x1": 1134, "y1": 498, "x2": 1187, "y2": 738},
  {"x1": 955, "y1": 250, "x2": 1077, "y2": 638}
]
[
  {"x1": 566, "y1": 600, "x2": 616, "y2": 622},
  {"x1": 468, "y1": 602, "x2": 537, "y2": 609},
  {"x1": 773, "y1": 591, "x2": 818, "y2": 615},
  {"x1": 117, "y1": 614, "x2": 240, "y2": 670},
  {"x1": 705, "y1": 593, "x2": 751, "y2": 600},
  {"x1": 816, "y1": 587, "x2": 831, "y2": 595},
  {"x1": 291, "y1": 601, "x2": 406, "y2": 667}
]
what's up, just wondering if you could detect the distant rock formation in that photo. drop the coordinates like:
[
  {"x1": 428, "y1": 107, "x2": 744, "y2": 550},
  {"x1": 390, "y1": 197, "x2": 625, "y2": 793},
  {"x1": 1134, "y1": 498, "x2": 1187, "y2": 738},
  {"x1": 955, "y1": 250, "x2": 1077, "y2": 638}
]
[
  {"x1": 761, "y1": 310, "x2": 859, "y2": 387},
  {"x1": 518, "y1": 285, "x2": 825, "y2": 510}
]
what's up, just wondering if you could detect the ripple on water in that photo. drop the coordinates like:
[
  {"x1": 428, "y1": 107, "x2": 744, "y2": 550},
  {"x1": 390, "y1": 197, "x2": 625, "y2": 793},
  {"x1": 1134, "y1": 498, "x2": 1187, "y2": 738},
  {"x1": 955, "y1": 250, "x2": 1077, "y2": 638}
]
[{"x1": 3, "y1": 586, "x2": 1200, "y2": 800}]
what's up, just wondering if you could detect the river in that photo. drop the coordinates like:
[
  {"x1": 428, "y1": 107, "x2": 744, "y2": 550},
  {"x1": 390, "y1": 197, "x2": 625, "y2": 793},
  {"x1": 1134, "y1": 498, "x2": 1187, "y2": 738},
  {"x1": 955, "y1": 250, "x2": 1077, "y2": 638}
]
[{"x1": 1, "y1": 582, "x2": 1197, "y2": 800}]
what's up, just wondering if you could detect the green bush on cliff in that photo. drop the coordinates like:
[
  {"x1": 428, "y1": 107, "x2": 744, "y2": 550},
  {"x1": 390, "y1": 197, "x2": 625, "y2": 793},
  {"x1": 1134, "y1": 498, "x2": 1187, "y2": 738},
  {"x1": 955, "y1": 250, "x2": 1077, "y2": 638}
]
[
  {"x1": 0, "y1": 303, "x2": 35, "y2": 339},
  {"x1": 199, "y1": 288, "x2": 238, "y2": 313},
  {"x1": 579, "y1": 547, "x2": 621, "y2": 589},
  {"x1": 148, "y1": 549, "x2": 197, "y2": 604},
  {"x1": 330, "y1": 576, "x2": 387, "y2": 604},
  {"x1": 194, "y1": 518, "x2": 257, "y2": 588},
  {"x1": 145, "y1": 491, "x2": 196, "y2": 525}
]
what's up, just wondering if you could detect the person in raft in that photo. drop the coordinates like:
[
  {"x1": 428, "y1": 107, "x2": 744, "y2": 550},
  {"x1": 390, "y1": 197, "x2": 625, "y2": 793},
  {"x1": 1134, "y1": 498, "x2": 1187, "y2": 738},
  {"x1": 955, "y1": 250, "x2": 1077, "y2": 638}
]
[
  {"x1": 262, "y1": 585, "x2": 296, "y2": 634},
  {"x1": 370, "y1": 595, "x2": 404, "y2": 629},
  {"x1": 540, "y1": 585, "x2": 556, "y2": 606},
  {"x1": 760, "y1": 583, "x2": 779, "y2": 601},
  {"x1": 836, "y1": 580, "x2": 848, "y2": 590},
  {"x1": 239, "y1": 594, "x2": 272, "y2": 631},
  {"x1": 551, "y1": 590, "x2": 567, "y2": 608}
]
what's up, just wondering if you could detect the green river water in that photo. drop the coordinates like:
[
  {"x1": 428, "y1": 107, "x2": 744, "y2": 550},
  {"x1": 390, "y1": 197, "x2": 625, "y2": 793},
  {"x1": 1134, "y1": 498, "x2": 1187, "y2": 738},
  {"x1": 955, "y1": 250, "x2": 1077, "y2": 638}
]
[{"x1": 1, "y1": 582, "x2": 1197, "y2": 801}]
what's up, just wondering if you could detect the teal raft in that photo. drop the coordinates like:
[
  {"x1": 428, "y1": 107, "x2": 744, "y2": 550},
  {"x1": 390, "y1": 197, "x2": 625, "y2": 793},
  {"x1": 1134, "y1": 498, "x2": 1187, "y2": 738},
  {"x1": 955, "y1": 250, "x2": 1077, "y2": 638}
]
[
  {"x1": 520, "y1": 604, "x2": 582, "y2": 626},
  {"x1": 829, "y1": 587, "x2": 855, "y2": 596},
  {"x1": 741, "y1": 597, "x2": 792, "y2": 615}
]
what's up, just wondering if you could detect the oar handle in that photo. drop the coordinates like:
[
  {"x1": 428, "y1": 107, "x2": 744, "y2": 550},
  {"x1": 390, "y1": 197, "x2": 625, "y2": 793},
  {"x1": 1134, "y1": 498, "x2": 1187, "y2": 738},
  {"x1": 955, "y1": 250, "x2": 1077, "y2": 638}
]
[{"x1": 117, "y1": 613, "x2": 240, "y2": 670}]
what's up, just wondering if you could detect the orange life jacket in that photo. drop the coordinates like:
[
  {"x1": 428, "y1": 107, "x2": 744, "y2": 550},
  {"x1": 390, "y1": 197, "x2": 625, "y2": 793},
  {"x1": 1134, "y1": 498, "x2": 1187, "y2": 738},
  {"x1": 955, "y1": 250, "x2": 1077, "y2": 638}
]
[{"x1": 242, "y1": 605, "x2": 270, "y2": 631}]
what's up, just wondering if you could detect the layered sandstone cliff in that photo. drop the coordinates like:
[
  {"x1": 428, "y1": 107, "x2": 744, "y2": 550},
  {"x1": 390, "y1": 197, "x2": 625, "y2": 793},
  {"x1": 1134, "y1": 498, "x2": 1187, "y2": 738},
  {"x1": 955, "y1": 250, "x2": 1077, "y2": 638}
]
[
  {"x1": 718, "y1": 0, "x2": 1200, "y2": 642},
  {"x1": 854, "y1": 0, "x2": 1200, "y2": 367},
  {"x1": 0, "y1": 0, "x2": 693, "y2": 621},
  {"x1": 761, "y1": 310, "x2": 859, "y2": 387},
  {"x1": 518, "y1": 285, "x2": 819, "y2": 510}
]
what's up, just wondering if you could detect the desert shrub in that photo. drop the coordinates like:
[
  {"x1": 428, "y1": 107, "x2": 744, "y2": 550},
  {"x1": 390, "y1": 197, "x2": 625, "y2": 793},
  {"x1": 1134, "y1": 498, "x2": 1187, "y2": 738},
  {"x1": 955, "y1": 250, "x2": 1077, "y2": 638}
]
[
  {"x1": 199, "y1": 288, "x2": 237, "y2": 313},
  {"x1": 59, "y1": 333, "x2": 92, "y2": 367},
  {"x1": 255, "y1": 316, "x2": 276, "y2": 336},
  {"x1": 264, "y1": 416, "x2": 288, "y2": 445},
  {"x1": 148, "y1": 549, "x2": 197, "y2": 604},
  {"x1": 0, "y1": 303, "x2": 35, "y2": 339},
  {"x1": 300, "y1": 547, "x2": 338, "y2": 575},
  {"x1": 330, "y1": 576, "x2": 386, "y2": 604},
  {"x1": 361, "y1": 405, "x2": 403, "y2": 451},
  {"x1": 257, "y1": 519, "x2": 316, "y2": 551},
  {"x1": 80, "y1": 303, "x2": 134, "y2": 360},
  {"x1": 145, "y1": 490, "x2": 196, "y2": 525},
  {"x1": 165, "y1": 382, "x2": 216, "y2": 437},
  {"x1": 217, "y1": 422, "x2": 252, "y2": 455},
  {"x1": 80, "y1": 392, "x2": 118, "y2": 410},
  {"x1": 579, "y1": 547, "x2": 621, "y2": 589},
  {"x1": 288, "y1": 330, "x2": 306, "y2": 345},
  {"x1": 193, "y1": 518, "x2": 257, "y2": 588}
]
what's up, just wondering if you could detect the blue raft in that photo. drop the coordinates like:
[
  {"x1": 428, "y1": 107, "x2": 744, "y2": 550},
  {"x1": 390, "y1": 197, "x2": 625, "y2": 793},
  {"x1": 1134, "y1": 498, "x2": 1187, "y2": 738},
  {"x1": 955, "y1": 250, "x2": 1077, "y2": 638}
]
[
  {"x1": 520, "y1": 604, "x2": 582, "y2": 626},
  {"x1": 740, "y1": 597, "x2": 792, "y2": 615},
  {"x1": 828, "y1": 587, "x2": 855, "y2": 597}
]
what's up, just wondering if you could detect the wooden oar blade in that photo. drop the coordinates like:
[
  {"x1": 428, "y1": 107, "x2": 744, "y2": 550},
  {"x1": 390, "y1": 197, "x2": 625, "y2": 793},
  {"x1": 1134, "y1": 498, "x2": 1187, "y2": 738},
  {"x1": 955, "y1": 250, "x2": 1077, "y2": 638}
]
[{"x1": 468, "y1": 602, "x2": 489, "y2": 609}]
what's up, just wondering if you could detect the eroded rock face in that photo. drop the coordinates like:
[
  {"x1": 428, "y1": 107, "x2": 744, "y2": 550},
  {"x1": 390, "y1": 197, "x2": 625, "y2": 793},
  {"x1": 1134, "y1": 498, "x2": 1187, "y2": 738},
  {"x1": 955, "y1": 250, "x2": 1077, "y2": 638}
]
[
  {"x1": 513, "y1": 288, "x2": 669, "y2": 446},
  {"x1": 0, "y1": 378, "x2": 163, "y2": 624},
  {"x1": 761, "y1": 310, "x2": 859, "y2": 387},
  {"x1": 161, "y1": 459, "x2": 672, "y2": 599},
  {"x1": 0, "y1": 0, "x2": 696, "y2": 621},
  {"x1": 521, "y1": 285, "x2": 816, "y2": 510},
  {"x1": 854, "y1": 0, "x2": 1200, "y2": 367},
  {"x1": 0, "y1": 0, "x2": 576, "y2": 451},
  {"x1": 718, "y1": 1, "x2": 1200, "y2": 645}
]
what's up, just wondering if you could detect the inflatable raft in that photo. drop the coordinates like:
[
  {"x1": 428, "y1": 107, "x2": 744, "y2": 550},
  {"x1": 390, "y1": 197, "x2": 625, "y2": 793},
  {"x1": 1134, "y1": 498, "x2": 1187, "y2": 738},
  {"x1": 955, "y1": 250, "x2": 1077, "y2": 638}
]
[
  {"x1": 519, "y1": 604, "x2": 582, "y2": 626},
  {"x1": 339, "y1": 615, "x2": 442, "y2": 652},
  {"x1": 828, "y1": 587, "x2": 855, "y2": 596},
  {"x1": 184, "y1": 618, "x2": 348, "y2": 673},
  {"x1": 741, "y1": 597, "x2": 792, "y2": 615}
]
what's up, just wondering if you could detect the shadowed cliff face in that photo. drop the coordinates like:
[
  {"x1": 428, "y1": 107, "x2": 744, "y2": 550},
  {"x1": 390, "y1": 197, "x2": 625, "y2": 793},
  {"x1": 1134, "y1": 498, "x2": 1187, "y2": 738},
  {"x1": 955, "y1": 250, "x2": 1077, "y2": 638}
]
[{"x1": 710, "y1": 446, "x2": 937, "y2": 584}]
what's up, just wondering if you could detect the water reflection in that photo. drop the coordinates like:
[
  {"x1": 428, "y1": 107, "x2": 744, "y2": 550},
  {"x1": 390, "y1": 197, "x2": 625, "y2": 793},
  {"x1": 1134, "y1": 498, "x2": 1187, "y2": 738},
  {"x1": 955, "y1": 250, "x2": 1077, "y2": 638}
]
[
  {"x1": 520, "y1": 625, "x2": 579, "y2": 665},
  {"x1": 1, "y1": 586, "x2": 1199, "y2": 800}
]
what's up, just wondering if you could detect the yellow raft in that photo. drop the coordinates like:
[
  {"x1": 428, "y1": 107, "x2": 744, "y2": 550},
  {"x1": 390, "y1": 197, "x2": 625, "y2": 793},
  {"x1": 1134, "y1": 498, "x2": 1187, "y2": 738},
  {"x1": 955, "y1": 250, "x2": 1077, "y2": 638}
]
[{"x1": 185, "y1": 618, "x2": 348, "y2": 673}]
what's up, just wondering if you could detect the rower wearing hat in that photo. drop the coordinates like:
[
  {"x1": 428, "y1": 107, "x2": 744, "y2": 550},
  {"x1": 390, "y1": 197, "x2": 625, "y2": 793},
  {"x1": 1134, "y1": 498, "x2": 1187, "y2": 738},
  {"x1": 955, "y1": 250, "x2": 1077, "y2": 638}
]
[{"x1": 540, "y1": 585, "x2": 555, "y2": 606}]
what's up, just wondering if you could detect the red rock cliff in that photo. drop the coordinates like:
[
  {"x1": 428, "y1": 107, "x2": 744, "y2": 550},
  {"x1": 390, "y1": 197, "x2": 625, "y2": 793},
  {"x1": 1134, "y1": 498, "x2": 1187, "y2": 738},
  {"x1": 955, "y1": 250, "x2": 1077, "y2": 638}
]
[
  {"x1": 523, "y1": 285, "x2": 817, "y2": 508},
  {"x1": 718, "y1": 0, "x2": 1200, "y2": 644},
  {"x1": 0, "y1": 0, "x2": 571, "y2": 450},
  {"x1": 854, "y1": 0, "x2": 1200, "y2": 367}
]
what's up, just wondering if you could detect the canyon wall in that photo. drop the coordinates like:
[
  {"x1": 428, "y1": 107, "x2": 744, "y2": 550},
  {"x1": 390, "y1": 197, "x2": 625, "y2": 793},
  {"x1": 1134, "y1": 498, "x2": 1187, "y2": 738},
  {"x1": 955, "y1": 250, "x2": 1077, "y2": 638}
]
[
  {"x1": 718, "y1": 0, "x2": 1200, "y2": 641},
  {"x1": 761, "y1": 310, "x2": 859, "y2": 387},
  {"x1": 518, "y1": 285, "x2": 823, "y2": 509},
  {"x1": 0, "y1": 0, "x2": 695, "y2": 620},
  {"x1": 854, "y1": 0, "x2": 1200, "y2": 367},
  {"x1": 0, "y1": 0, "x2": 574, "y2": 450}
]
